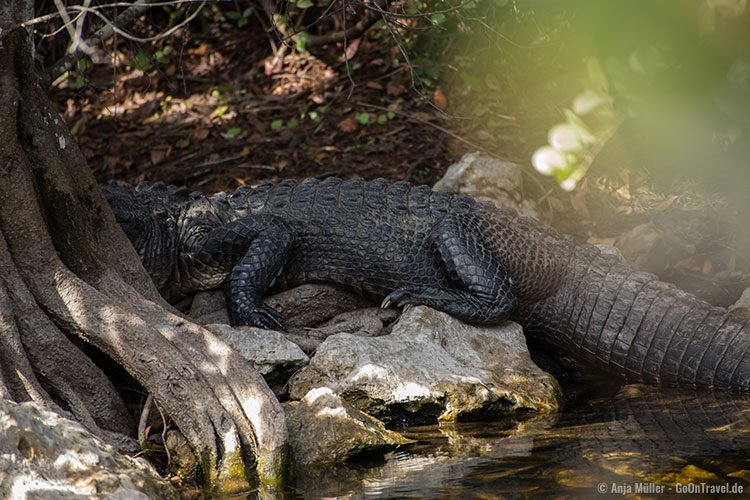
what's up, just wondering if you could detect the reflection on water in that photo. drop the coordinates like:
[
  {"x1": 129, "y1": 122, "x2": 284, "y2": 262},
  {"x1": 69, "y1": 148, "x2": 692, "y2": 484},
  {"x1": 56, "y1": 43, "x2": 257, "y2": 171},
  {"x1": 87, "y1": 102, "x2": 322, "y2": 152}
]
[{"x1": 291, "y1": 385, "x2": 750, "y2": 499}]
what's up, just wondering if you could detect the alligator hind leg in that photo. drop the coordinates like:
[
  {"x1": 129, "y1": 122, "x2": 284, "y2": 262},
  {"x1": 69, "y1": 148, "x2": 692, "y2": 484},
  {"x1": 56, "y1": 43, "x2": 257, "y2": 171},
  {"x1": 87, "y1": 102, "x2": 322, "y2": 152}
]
[
  {"x1": 195, "y1": 215, "x2": 293, "y2": 329},
  {"x1": 382, "y1": 213, "x2": 517, "y2": 324}
]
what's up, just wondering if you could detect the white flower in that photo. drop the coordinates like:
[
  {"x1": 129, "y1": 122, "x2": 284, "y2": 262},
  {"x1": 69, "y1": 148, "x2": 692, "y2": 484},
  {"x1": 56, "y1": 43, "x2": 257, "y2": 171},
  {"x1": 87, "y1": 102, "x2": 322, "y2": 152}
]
[{"x1": 532, "y1": 146, "x2": 566, "y2": 175}]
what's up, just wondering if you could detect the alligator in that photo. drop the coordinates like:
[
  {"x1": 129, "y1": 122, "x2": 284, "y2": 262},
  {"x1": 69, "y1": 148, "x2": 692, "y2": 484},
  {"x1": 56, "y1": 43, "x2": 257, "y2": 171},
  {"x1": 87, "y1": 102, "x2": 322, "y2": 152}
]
[{"x1": 102, "y1": 177, "x2": 750, "y2": 392}]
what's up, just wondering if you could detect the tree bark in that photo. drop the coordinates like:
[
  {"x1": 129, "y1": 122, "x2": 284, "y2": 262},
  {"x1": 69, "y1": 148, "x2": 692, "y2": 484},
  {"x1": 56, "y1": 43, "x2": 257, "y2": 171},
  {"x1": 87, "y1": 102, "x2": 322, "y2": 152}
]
[{"x1": 0, "y1": 2, "x2": 287, "y2": 493}]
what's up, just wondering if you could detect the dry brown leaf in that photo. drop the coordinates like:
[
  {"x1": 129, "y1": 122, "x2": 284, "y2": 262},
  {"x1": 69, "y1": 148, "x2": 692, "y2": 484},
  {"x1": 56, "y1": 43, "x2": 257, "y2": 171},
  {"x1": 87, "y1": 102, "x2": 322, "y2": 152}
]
[
  {"x1": 150, "y1": 146, "x2": 171, "y2": 165},
  {"x1": 433, "y1": 88, "x2": 448, "y2": 111},
  {"x1": 652, "y1": 194, "x2": 678, "y2": 212},
  {"x1": 194, "y1": 127, "x2": 210, "y2": 139},
  {"x1": 103, "y1": 155, "x2": 119, "y2": 167},
  {"x1": 674, "y1": 257, "x2": 700, "y2": 273},
  {"x1": 702, "y1": 259, "x2": 713, "y2": 275},
  {"x1": 366, "y1": 81, "x2": 384, "y2": 90},
  {"x1": 339, "y1": 38, "x2": 361, "y2": 62},
  {"x1": 587, "y1": 236, "x2": 616, "y2": 246},
  {"x1": 337, "y1": 117, "x2": 359, "y2": 133},
  {"x1": 570, "y1": 189, "x2": 590, "y2": 218},
  {"x1": 616, "y1": 183, "x2": 631, "y2": 200},
  {"x1": 387, "y1": 80, "x2": 406, "y2": 96}
]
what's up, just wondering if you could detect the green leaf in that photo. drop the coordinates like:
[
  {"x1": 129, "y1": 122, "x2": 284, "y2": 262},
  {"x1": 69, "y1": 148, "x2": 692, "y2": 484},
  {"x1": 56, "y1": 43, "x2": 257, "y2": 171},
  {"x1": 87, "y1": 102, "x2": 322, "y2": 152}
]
[
  {"x1": 227, "y1": 127, "x2": 243, "y2": 136},
  {"x1": 225, "y1": 11, "x2": 241, "y2": 19},
  {"x1": 295, "y1": 31, "x2": 309, "y2": 53},
  {"x1": 387, "y1": 111, "x2": 395, "y2": 120},
  {"x1": 430, "y1": 13, "x2": 447, "y2": 25},
  {"x1": 297, "y1": 0, "x2": 313, "y2": 7},
  {"x1": 377, "y1": 114, "x2": 388, "y2": 125},
  {"x1": 287, "y1": 120, "x2": 299, "y2": 128},
  {"x1": 424, "y1": 65, "x2": 439, "y2": 80},
  {"x1": 460, "y1": 72, "x2": 479, "y2": 89},
  {"x1": 355, "y1": 112, "x2": 370, "y2": 125},
  {"x1": 237, "y1": 17, "x2": 248, "y2": 27},
  {"x1": 270, "y1": 119, "x2": 283, "y2": 130},
  {"x1": 242, "y1": 7, "x2": 254, "y2": 17}
]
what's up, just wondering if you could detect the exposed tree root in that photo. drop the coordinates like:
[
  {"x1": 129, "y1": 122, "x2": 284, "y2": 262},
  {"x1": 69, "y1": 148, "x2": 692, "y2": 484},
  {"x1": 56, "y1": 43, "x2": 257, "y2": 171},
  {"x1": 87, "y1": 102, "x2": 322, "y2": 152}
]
[{"x1": 0, "y1": 10, "x2": 287, "y2": 492}]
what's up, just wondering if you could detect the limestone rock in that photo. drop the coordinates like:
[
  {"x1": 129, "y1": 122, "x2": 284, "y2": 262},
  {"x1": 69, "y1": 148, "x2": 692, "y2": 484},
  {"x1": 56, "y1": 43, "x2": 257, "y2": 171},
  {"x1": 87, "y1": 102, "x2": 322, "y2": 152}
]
[
  {"x1": 205, "y1": 323, "x2": 308, "y2": 385},
  {"x1": 613, "y1": 222, "x2": 676, "y2": 274},
  {"x1": 284, "y1": 387, "x2": 412, "y2": 468},
  {"x1": 284, "y1": 307, "x2": 399, "y2": 353},
  {"x1": 0, "y1": 399, "x2": 176, "y2": 499},
  {"x1": 729, "y1": 286, "x2": 750, "y2": 319},
  {"x1": 265, "y1": 284, "x2": 371, "y2": 328},
  {"x1": 289, "y1": 306, "x2": 561, "y2": 425},
  {"x1": 434, "y1": 151, "x2": 538, "y2": 218}
]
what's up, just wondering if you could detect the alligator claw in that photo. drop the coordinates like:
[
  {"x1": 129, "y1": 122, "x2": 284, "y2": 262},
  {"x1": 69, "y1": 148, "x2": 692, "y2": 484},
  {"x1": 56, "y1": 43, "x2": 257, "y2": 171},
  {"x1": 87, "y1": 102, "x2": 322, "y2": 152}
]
[
  {"x1": 381, "y1": 288, "x2": 414, "y2": 310},
  {"x1": 231, "y1": 302, "x2": 287, "y2": 332}
]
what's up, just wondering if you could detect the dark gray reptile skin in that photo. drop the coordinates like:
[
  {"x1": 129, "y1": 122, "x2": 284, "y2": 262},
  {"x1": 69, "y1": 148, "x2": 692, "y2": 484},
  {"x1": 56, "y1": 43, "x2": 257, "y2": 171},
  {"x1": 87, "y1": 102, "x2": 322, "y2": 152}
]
[{"x1": 102, "y1": 177, "x2": 750, "y2": 392}]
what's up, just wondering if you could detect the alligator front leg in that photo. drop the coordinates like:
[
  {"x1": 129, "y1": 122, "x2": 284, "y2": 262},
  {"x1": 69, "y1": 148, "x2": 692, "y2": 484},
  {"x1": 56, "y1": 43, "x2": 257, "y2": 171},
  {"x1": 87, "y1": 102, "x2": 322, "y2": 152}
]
[
  {"x1": 382, "y1": 213, "x2": 517, "y2": 324},
  {"x1": 194, "y1": 215, "x2": 294, "y2": 329}
]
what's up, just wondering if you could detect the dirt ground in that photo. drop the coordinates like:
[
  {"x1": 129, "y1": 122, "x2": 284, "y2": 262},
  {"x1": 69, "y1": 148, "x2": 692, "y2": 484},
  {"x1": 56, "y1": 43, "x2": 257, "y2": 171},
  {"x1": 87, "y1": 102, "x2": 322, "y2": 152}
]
[{"x1": 49, "y1": 16, "x2": 478, "y2": 193}]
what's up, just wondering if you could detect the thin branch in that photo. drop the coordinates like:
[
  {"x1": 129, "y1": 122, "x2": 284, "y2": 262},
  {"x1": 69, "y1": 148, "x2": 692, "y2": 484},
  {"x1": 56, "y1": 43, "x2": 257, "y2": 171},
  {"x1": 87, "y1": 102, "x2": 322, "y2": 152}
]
[
  {"x1": 46, "y1": 0, "x2": 208, "y2": 81},
  {"x1": 22, "y1": 0, "x2": 210, "y2": 29},
  {"x1": 46, "y1": 0, "x2": 152, "y2": 80},
  {"x1": 357, "y1": 0, "x2": 475, "y2": 20},
  {"x1": 305, "y1": 7, "x2": 379, "y2": 48}
]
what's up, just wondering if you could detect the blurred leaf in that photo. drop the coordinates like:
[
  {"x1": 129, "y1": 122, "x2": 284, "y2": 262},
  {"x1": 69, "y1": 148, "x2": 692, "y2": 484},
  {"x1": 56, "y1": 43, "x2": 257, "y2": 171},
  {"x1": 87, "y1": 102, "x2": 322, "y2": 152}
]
[
  {"x1": 573, "y1": 90, "x2": 606, "y2": 115},
  {"x1": 460, "y1": 72, "x2": 479, "y2": 89},
  {"x1": 270, "y1": 119, "x2": 283, "y2": 130},
  {"x1": 430, "y1": 13, "x2": 447, "y2": 25},
  {"x1": 355, "y1": 112, "x2": 370, "y2": 125},
  {"x1": 337, "y1": 117, "x2": 358, "y2": 132},
  {"x1": 295, "y1": 31, "x2": 309, "y2": 53},
  {"x1": 586, "y1": 58, "x2": 609, "y2": 94}
]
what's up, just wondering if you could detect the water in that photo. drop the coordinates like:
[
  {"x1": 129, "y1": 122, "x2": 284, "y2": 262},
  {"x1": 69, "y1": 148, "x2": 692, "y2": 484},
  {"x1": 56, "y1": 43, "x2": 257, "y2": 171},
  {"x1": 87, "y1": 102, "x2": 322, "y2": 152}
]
[{"x1": 290, "y1": 384, "x2": 750, "y2": 499}]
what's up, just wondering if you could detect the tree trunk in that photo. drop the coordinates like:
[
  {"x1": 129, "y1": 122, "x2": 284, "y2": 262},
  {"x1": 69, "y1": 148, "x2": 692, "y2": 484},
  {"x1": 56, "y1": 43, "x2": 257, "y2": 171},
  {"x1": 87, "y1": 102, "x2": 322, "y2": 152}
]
[{"x1": 0, "y1": 2, "x2": 287, "y2": 493}]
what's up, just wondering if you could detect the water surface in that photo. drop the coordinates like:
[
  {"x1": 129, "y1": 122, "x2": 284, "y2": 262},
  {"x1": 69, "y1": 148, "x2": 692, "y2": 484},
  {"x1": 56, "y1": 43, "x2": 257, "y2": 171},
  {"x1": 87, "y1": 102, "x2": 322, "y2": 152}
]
[{"x1": 291, "y1": 384, "x2": 750, "y2": 499}]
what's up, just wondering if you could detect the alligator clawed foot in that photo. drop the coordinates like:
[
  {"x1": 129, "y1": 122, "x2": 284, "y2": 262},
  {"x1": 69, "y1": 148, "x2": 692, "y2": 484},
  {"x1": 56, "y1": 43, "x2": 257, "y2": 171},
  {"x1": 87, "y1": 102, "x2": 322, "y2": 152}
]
[
  {"x1": 232, "y1": 302, "x2": 287, "y2": 332},
  {"x1": 381, "y1": 287, "x2": 419, "y2": 310}
]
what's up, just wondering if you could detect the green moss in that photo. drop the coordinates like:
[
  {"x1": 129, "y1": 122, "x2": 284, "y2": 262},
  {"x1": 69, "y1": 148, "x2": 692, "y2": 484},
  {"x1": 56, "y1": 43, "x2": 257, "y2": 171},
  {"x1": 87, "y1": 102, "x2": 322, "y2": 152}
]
[
  {"x1": 215, "y1": 447, "x2": 252, "y2": 495},
  {"x1": 255, "y1": 446, "x2": 289, "y2": 488}
]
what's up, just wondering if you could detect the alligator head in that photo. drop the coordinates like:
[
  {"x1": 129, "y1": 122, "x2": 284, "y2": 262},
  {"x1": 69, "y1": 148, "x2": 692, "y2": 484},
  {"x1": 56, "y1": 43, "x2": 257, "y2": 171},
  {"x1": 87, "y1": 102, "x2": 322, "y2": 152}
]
[{"x1": 102, "y1": 182, "x2": 179, "y2": 292}]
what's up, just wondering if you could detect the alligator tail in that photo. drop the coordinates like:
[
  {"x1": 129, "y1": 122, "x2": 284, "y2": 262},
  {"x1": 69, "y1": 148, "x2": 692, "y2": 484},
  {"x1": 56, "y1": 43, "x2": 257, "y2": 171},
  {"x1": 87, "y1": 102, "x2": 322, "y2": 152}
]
[{"x1": 519, "y1": 244, "x2": 750, "y2": 392}]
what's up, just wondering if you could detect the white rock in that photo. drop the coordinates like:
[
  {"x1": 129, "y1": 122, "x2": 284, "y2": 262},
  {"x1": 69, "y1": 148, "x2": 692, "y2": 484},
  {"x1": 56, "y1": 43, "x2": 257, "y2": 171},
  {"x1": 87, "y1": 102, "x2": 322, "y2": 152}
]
[
  {"x1": 0, "y1": 399, "x2": 175, "y2": 499},
  {"x1": 205, "y1": 323, "x2": 308, "y2": 382},
  {"x1": 289, "y1": 306, "x2": 561, "y2": 424}
]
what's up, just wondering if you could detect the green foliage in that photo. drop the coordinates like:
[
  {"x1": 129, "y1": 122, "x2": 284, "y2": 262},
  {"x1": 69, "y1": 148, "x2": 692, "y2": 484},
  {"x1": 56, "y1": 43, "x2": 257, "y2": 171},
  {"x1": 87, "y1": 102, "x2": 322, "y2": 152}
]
[
  {"x1": 73, "y1": 57, "x2": 92, "y2": 89},
  {"x1": 295, "y1": 31, "x2": 309, "y2": 54},
  {"x1": 225, "y1": 6, "x2": 254, "y2": 28},
  {"x1": 270, "y1": 119, "x2": 284, "y2": 130},
  {"x1": 159, "y1": 95, "x2": 173, "y2": 113},
  {"x1": 128, "y1": 50, "x2": 152, "y2": 72},
  {"x1": 355, "y1": 112, "x2": 370, "y2": 125}
]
